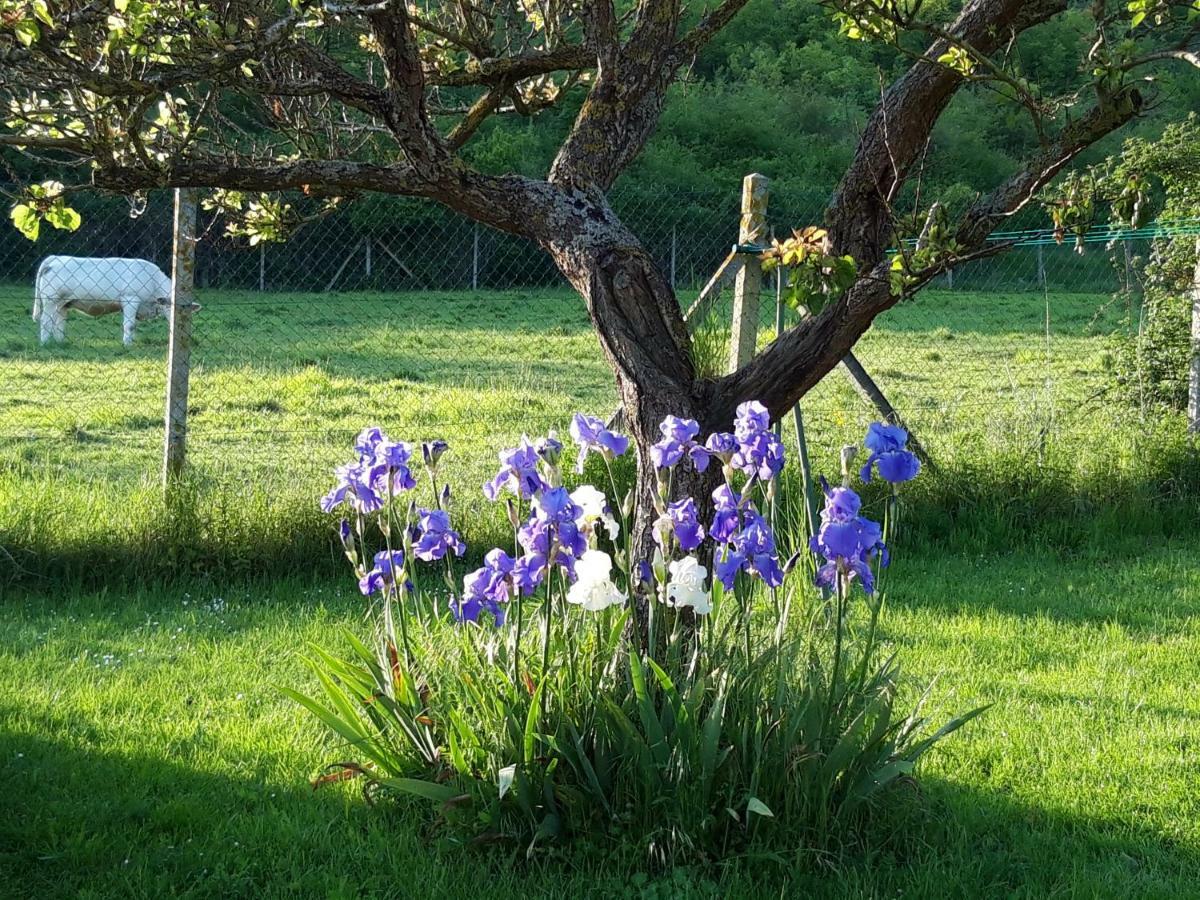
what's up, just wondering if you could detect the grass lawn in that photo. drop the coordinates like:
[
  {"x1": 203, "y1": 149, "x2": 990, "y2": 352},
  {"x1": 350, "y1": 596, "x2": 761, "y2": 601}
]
[
  {"x1": 0, "y1": 281, "x2": 1150, "y2": 584},
  {"x1": 2, "y1": 532, "x2": 1197, "y2": 898},
  {"x1": 3, "y1": 279, "x2": 1199, "y2": 896}
]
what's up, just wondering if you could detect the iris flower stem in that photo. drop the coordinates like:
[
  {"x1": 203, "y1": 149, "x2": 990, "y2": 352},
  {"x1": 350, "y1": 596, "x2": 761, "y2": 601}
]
[
  {"x1": 511, "y1": 516, "x2": 524, "y2": 692},
  {"x1": 541, "y1": 564, "x2": 554, "y2": 720},
  {"x1": 824, "y1": 573, "x2": 846, "y2": 740},
  {"x1": 380, "y1": 485, "x2": 413, "y2": 668}
]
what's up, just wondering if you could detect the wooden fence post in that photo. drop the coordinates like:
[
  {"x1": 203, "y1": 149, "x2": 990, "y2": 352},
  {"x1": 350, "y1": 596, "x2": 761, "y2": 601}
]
[
  {"x1": 163, "y1": 188, "x2": 197, "y2": 485},
  {"x1": 1189, "y1": 237, "x2": 1200, "y2": 434},
  {"x1": 729, "y1": 173, "x2": 769, "y2": 373}
]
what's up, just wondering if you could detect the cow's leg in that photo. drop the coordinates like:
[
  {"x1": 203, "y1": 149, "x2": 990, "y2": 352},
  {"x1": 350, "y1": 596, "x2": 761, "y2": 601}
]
[
  {"x1": 41, "y1": 304, "x2": 66, "y2": 344},
  {"x1": 121, "y1": 298, "x2": 138, "y2": 346}
]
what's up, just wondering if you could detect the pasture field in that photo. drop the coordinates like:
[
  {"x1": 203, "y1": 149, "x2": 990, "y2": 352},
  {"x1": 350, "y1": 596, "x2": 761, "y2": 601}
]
[{"x1": 0, "y1": 281, "x2": 1162, "y2": 583}]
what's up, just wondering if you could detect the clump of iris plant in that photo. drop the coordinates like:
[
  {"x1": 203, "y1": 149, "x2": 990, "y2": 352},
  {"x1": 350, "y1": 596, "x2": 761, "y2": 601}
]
[{"x1": 296, "y1": 409, "x2": 980, "y2": 860}]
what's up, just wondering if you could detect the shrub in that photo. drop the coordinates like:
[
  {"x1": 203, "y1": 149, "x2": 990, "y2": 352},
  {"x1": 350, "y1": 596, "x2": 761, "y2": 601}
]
[{"x1": 285, "y1": 410, "x2": 982, "y2": 861}]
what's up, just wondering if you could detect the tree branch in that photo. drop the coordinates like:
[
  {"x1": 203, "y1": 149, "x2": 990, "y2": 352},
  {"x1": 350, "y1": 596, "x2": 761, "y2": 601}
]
[
  {"x1": 366, "y1": 4, "x2": 448, "y2": 173},
  {"x1": 716, "y1": 86, "x2": 1145, "y2": 426},
  {"x1": 825, "y1": 0, "x2": 1068, "y2": 266}
]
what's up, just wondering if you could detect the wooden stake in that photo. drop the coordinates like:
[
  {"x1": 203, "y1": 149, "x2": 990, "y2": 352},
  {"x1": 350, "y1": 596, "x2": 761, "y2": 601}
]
[
  {"x1": 163, "y1": 189, "x2": 197, "y2": 486},
  {"x1": 729, "y1": 173, "x2": 768, "y2": 373}
]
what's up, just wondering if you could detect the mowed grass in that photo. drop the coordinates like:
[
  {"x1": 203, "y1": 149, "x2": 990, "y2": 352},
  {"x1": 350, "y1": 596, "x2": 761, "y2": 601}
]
[
  {"x1": 0, "y1": 281, "x2": 1144, "y2": 583},
  {"x1": 1, "y1": 536, "x2": 1198, "y2": 897},
  {"x1": 3, "y1": 280, "x2": 1200, "y2": 895}
]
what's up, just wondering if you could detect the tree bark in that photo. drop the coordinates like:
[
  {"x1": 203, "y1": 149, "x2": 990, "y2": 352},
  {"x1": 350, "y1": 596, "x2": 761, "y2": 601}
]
[{"x1": 533, "y1": 190, "x2": 722, "y2": 561}]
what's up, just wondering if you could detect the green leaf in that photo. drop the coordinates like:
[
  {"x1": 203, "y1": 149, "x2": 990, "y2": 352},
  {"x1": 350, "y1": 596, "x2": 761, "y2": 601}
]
[
  {"x1": 498, "y1": 764, "x2": 516, "y2": 800},
  {"x1": 10, "y1": 205, "x2": 39, "y2": 241},
  {"x1": 45, "y1": 204, "x2": 81, "y2": 232},
  {"x1": 746, "y1": 796, "x2": 774, "y2": 818},
  {"x1": 375, "y1": 776, "x2": 459, "y2": 804},
  {"x1": 14, "y1": 19, "x2": 39, "y2": 47},
  {"x1": 32, "y1": 0, "x2": 53, "y2": 26}
]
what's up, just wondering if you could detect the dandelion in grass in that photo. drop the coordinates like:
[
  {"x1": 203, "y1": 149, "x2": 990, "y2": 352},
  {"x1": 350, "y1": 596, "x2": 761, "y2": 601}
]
[
  {"x1": 665, "y1": 556, "x2": 711, "y2": 614},
  {"x1": 859, "y1": 422, "x2": 920, "y2": 485},
  {"x1": 565, "y1": 550, "x2": 625, "y2": 612},
  {"x1": 569, "y1": 413, "x2": 629, "y2": 473}
]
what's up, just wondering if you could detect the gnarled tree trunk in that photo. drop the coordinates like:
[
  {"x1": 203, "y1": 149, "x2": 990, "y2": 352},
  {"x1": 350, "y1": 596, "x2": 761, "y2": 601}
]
[{"x1": 537, "y1": 190, "x2": 721, "y2": 563}]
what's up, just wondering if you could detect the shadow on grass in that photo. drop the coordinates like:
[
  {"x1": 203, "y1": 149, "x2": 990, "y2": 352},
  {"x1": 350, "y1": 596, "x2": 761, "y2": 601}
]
[
  {"x1": 840, "y1": 775, "x2": 1200, "y2": 898},
  {"x1": 1, "y1": 726, "x2": 1195, "y2": 899}
]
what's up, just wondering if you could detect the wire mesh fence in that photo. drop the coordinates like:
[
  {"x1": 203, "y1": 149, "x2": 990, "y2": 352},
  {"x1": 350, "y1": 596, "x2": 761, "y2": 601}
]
[{"x1": 0, "y1": 181, "x2": 1164, "y2": 500}]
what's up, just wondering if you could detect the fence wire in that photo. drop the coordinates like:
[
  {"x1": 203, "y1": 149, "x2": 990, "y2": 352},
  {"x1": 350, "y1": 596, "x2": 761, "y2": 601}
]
[{"x1": 0, "y1": 184, "x2": 1159, "y2": 494}]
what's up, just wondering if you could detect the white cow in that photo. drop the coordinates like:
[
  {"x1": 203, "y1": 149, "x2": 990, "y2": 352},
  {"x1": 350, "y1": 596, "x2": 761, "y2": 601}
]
[{"x1": 32, "y1": 256, "x2": 173, "y2": 346}]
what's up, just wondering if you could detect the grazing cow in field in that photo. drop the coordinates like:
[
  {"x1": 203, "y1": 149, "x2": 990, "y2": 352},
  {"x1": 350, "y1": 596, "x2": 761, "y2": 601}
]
[{"x1": 32, "y1": 255, "x2": 173, "y2": 346}]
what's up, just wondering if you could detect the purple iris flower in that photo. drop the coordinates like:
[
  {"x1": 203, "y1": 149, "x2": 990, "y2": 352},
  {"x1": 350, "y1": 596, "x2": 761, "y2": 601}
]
[
  {"x1": 863, "y1": 449, "x2": 921, "y2": 484},
  {"x1": 359, "y1": 549, "x2": 406, "y2": 596},
  {"x1": 651, "y1": 438, "x2": 684, "y2": 468},
  {"x1": 710, "y1": 484, "x2": 743, "y2": 543},
  {"x1": 569, "y1": 413, "x2": 630, "y2": 473},
  {"x1": 859, "y1": 422, "x2": 921, "y2": 485},
  {"x1": 321, "y1": 462, "x2": 384, "y2": 514},
  {"x1": 820, "y1": 479, "x2": 862, "y2": 523},
  {"x1": 534, "y1": 435, "x2": 563, "y2": 467},
  {"x1": 413, "y1": 508, "x2": 466, "y2": 562},
  {"x1": 453, "y1": 548, "x2": 538, "y2": 621},
  {"x1": 483, "y1": 438, "x2": 548, "y2": 501},
  {"x1": 705, "y1": 431, "x2": 738, "y2": 462},
  {"x1": 733, "y1": 401, "x2": 771, "y2": 442},
  {"x1": 354, "y1": 426, "x2": 386, "y2": 458},
  {"x1": 661, "y1": 416, "x2": 700, "y2": 444},
  {"x1": 713, "y1": 510, "x2": 783, "y2": 589},
  {"x1": 513, "y1": 553, "x2": 547, "y2": 595},
  {"x1": 815, "y1": 555, "x2": 876, "y2": 596},
  {"x1": 651, "y1": 415, "x2": 710, "y2": 472},
  {"x1": 369, "y1": 440, "x2": 418, "y2": 494},
  {"x1": 809, "y1": 481, "x2": 888, "y2": 595},
  {"x1": 731, "y1": 430, "x2": 785, "y2": 481},
  {"x1": 421, "y1": 439, "x2": 449, "y2": 469},
  {"x1": 864, "y1": 422, "x2": 908, "y2": 454},
  {"x1": 518, "y1": 487, "x2": 586, "y2": 575},
  {"x1": 657, "y1": 498, "x2": 705, "y2": 551}
]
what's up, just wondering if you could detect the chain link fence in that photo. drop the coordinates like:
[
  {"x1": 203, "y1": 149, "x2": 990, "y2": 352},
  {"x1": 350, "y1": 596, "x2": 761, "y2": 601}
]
[{"x1": 0, "y1": 181, "x2": 1156, "y2": 500}]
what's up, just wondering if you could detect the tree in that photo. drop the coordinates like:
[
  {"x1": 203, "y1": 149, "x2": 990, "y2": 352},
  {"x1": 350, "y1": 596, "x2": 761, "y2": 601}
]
[{"x1": 2, "y1": 0, "x2": 1198, "y2": 549}]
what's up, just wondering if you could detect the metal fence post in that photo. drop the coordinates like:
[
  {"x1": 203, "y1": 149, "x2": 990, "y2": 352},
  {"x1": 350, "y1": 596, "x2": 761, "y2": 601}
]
[
  {"x1": 1037, "y1": 243, "x2": 1046, "y2": 289},
  {"x1": 163, "y1": 188, "x2": 197, "y2": 485},
  {"x1": 365, "y1": 237, "x2": 372, "y2": 279},
  {"x1": 729, "y1": 173, "x2": 768, "y2": 373},
  {"x1": 670, "y1": 224, "x2": 677, "y2": 289},
  {"x1": 472, "y1": 223, "x2": 480, "y2": 290},
  {"x1": 258, "y1": 242, "x2": 265, "y2": 292}
]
